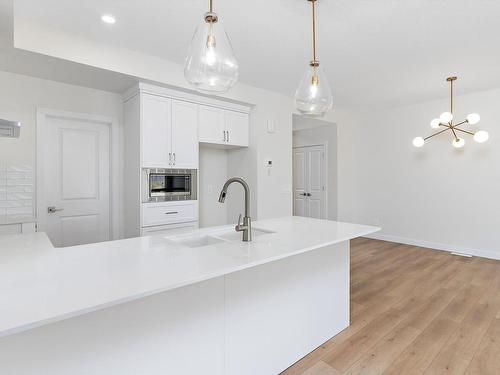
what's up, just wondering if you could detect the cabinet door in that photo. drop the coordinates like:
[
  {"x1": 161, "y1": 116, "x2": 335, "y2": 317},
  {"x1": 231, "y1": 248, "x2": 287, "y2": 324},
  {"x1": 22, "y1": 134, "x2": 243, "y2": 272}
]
[
  {"x1": 142, "y1": 94, "x2": 172, "y2": 167},
  {"x1": 225, "y1": 111, "x2": 249, "y2": 147},
  {"x1": 141, "y1": 222, "x2": 198, "y2": 237},
  {"x1": 171, "y1": 100, "x2": 199, "y2": 169},
  {"x1": 198, "y1": 105, "x2": 225, "y2": 145}
]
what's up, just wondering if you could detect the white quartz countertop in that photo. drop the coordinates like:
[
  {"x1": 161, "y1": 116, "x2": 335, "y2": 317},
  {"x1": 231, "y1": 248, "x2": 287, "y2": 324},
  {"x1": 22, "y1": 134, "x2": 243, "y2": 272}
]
[{"x1": 0, "y1": 216, "x2": 379, "y2": 338}]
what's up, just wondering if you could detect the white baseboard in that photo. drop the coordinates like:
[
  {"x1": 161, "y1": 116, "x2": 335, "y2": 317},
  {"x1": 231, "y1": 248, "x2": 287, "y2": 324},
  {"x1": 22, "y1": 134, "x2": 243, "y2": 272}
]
[{"x1": 364, "y1": 233, "x2": 500, "y2": 261}]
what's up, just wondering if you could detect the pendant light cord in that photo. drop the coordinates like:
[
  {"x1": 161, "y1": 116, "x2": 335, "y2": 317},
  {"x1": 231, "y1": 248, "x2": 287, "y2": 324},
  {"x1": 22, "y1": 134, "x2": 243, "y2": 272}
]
[
  {"x1": 209, "y1": 0, "x2": 213, "y2": 13},
  {"x1": 311, "y1": 0, "x2": 317, "y2": 62}
]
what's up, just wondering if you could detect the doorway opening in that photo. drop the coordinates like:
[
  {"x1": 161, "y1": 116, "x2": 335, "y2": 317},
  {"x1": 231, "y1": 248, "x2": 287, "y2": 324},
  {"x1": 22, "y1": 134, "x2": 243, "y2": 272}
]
[{"x1": 292, "y1": 114, "x2": 337, "y2": 220}]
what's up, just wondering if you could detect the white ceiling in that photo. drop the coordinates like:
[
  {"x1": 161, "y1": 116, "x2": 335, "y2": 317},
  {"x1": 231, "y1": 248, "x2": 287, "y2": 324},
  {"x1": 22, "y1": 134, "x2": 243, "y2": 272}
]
[
  {"x1": 11, "y1": 0, "x2": 500, "y2": 108},
  {"x1": 0, "y1": 0, "x2": 137, "y2": 93}
]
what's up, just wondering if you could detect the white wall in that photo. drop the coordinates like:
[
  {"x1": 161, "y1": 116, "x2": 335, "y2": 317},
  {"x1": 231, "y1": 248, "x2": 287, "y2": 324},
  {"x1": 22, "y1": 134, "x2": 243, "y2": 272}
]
[
  {"x1": 292, "y1": 118, "x2": 338, "y2": 220},
  {"x1": 332, "y1": 89, "x2": 500, "y2": 260},
  {"x1": 14, "y1": 22, "x2": 294, "y2": 221},
  {"x1": 199, "y1": 146, "x2": 228, "y2": 227},
  {"x1": 0, "y1": 71, "x2": 124, "y2": 233}
]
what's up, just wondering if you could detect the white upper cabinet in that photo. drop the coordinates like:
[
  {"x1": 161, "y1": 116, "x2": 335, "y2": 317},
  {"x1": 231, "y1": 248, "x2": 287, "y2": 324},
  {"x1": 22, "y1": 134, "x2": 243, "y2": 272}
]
[
  {"x1": 198, "y1": 104, "x2": 249, "y2": 147},
  {"x1": 171, "y1": 100, "x2": 199, "y2": 169},
  {"x1": 199, "y1": 105, "x2": 225, "y2": 144},
  {"x1": 224, "y1": 111, "x2": 249, "y2": 147},
  {"x1": 141, "y1": 93, "x2": 198, "y2": 169},
  {"x1": 141, "y1": 94, "x2": 172, "y2": 168}
]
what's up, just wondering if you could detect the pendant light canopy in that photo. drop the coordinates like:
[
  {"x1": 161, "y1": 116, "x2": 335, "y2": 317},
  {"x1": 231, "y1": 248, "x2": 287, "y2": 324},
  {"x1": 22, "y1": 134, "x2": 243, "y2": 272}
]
[
  {"x1": 295, "y1": 0, "x2": 333, "y2": 117},
  {"x1": 184, "y1": 0, "x2": 239, "y2": 94}
]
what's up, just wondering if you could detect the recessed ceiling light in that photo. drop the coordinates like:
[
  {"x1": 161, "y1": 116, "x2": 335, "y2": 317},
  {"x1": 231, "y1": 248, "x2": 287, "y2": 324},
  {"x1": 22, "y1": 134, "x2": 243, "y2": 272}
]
[{"x1": 101, "y1": 15, "x2": 116, "y2": 24}]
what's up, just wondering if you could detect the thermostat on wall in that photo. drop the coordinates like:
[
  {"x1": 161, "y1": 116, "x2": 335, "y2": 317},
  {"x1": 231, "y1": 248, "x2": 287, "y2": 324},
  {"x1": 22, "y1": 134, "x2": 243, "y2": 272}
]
[{"x1": 264, "y1": 159, "x2": 273, "y2": 176}]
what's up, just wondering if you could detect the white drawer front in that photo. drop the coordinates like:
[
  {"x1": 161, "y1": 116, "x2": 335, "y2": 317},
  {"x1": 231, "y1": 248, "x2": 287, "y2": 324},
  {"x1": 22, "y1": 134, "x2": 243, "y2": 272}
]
[
  {"x1": 142, "y1": 202, "x2": 198, "y2": 226},
  {"x1": 141, "y1": 222, "x2": 198, "y2": 237}
]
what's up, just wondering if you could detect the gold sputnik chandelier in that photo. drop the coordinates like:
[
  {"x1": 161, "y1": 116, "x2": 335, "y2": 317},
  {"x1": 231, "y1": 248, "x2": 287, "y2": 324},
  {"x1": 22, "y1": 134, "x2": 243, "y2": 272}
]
[{"x1": 413, "y1": 76, "x2": 489, "y2": 148}]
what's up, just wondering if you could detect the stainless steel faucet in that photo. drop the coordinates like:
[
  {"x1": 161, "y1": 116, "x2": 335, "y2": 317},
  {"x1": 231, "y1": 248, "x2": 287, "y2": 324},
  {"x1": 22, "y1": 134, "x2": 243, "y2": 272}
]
[{"x1": 218, "y1": 177, "x2": 252, "y2": 242}]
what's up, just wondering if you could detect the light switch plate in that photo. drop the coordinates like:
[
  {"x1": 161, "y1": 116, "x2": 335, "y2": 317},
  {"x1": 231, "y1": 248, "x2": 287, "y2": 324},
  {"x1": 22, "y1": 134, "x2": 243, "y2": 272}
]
[{"x1": 266, "y1": 120, "x2": 275, "y2": 134}]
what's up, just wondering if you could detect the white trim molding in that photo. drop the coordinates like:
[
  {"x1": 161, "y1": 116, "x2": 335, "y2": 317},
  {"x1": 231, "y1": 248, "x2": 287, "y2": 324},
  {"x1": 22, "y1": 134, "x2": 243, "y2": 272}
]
[
  {"x1": 365, "y1": 232, "x2": 500, "y2": 261},
  {"x1": 123, "y1": 82, "x2": 253, "y2": 114},
  {"x1": 36, "y1": 108, "x2": 120, "y2": 240}
]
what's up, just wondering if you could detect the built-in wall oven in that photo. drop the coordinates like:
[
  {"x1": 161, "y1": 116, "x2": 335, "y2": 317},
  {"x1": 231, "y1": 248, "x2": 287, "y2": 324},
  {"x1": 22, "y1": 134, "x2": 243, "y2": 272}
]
[{"x1": 142, "y1": 169, "x2": 197, "y2": 203}]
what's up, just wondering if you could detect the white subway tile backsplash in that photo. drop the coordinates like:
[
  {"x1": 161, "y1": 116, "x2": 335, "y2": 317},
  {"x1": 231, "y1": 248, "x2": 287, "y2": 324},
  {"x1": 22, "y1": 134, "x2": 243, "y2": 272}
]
[
  {"x1": 7, "y1": 165, "x2": 32, "y2": 173},
  {"x1": 0, "y1": 164, "x2": 34, "y2": 224},
  {"x1": 6, "y1": 192, "x2": 32, "y2": 201},
  {"x1": 6, "y1": 186, "x2": 26, "y2": 193},
  {"x1": 6, "y1": 180, "x2": 33, "y2": 186},
  {"x1": 5, "y1": 206, "x2": 33, "y2": 215},
  {"x1": 0, "y1": 200, "x2": 25, "y2": 208}
]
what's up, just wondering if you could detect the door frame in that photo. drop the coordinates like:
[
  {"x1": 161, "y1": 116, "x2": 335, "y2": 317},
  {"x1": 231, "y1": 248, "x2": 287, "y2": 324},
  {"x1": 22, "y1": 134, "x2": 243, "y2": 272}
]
[
  {"x1": 292, "y1": 143, "x2": 328, "y2": 219},
  {"x1": 36, "y1": 108, "x2": 120, "y2": 240}
]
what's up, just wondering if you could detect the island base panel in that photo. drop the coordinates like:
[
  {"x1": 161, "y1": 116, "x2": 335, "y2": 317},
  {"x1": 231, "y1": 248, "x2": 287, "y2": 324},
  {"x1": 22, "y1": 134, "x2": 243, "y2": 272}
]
[{"x1": 0, "y1": 242, "x2": 349, "y2": 375}]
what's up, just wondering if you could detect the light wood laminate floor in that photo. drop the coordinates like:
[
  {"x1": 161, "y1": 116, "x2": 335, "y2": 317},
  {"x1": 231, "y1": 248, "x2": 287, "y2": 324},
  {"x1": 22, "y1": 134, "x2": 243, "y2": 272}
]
[{"x1": 282, "y1": 238, "x2": 500, "y2": 375}]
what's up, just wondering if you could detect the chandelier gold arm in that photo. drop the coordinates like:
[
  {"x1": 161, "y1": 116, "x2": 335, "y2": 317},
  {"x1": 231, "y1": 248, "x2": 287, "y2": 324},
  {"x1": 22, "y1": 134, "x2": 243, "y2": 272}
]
[
  {"x1": 450, "y1": 126, "x2": 459, "y2": 140},
  {"x1": 424, "y1": 127, "x2": 450, "y2": 140},
  {"x1": 454, "y1": 128, "x2": 475, "y2": 136},
  {"x1": 453, "y1": 120, "x2": 468, "y2": 127}
]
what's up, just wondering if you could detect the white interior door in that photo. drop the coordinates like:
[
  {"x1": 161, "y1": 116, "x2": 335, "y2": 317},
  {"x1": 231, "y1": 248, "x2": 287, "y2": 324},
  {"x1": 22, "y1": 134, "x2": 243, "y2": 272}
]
[
  {"x1": 171, "y1": 100, "x2": 198, "y2": 169},
  {"x1": 40, "y1": 114, "x2": 111, "y2": 247},
  {"x1": 293, "y1": 145, "x2": 326, "y2": 219},
  {"x1": 293, "y1": 149, "x2": 307, "y2": 217}
]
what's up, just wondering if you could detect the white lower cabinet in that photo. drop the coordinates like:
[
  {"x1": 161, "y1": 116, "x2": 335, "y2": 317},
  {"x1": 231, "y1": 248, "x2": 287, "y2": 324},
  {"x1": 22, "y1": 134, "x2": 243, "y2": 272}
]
[
  {"x1": 142, "y1": 201, "x2": 198, "y2": 227},
  {"x1": 141, "y1": 221, "x2": 198, "y2": 237}
]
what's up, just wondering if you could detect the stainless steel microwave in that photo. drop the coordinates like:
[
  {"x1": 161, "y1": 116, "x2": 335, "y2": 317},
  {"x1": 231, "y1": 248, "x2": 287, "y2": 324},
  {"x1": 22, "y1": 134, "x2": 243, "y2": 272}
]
[{"x1": 142, "y1": 168, "x2": 197, "y2": 203}]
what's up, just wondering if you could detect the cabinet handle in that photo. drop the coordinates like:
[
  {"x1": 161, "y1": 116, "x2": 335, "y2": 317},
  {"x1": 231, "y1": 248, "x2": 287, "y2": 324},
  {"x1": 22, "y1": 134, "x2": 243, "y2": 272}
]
[
  {"x1": 169, "y1": 153, "x2": 172, "y2": 165},
  {"x1": 227, "y1": 131, "x2": 229, "y2": 143},
  {"x1": 173, "y1": 152, "x2": 176, "y2": 165},
  {"x1": 165, "y1": 211, "x2": 179, "y2": 215},
  {"x1": 223, "y1": 130, "x2": 226, "y2": 142}
]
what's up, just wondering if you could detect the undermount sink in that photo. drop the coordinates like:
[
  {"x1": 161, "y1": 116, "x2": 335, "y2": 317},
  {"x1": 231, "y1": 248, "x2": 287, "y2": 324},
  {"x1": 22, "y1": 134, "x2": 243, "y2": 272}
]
[
  {"x1": 171, "y1": 235, "x2": 225, "y2": 248},
  {"x1": 211, "y1": 228, "x2": 275, "y2": 242},
  {"x1": 167, "y1": 227, "x2": 275, "y2": 248}
]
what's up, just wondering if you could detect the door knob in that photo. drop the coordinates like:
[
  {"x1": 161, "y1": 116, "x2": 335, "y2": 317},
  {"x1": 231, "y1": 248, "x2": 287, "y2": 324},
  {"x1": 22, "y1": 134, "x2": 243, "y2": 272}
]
[{"x1": 47, "y1": 206, "x2": 64, "y2": 213}]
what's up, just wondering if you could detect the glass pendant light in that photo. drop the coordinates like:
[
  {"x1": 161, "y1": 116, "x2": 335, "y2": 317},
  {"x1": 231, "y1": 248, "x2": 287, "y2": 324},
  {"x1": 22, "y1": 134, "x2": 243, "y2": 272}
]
[
  {"x1": 295, "y1": 0, "x2": 333, "y2": 117},
  {"x1": 184, "y1": 0, "x2": 238, "y2": 93}
]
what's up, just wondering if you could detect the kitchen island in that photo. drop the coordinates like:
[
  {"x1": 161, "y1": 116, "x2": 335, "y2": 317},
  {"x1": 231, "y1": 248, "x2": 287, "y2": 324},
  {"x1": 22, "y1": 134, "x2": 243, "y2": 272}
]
[{"x1": 0, "y1": 216, "x2": 379, "y2": 375}]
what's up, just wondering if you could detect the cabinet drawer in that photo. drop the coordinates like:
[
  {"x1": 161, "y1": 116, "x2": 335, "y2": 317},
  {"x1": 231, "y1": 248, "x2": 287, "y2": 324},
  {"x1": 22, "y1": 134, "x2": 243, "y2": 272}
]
[
  {"x1": 142, "y1": 201, "x2": 198, "y2": 226},
  {"x1": 141, "y1": 222, "x2": 198, "y2": 237}
]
